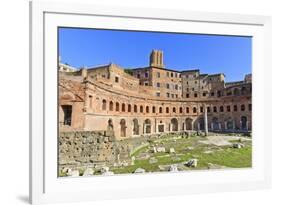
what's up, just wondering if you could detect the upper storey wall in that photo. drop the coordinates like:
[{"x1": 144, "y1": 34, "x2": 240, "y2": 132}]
[{"x1": 59, "y1": 49, "x2": 251, "y2": 102}]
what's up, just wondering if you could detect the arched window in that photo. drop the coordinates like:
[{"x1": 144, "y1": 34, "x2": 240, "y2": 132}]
[
  {"x1": 122, "y1": 103, "x2": 126, "y2": 112},
  {"x1": 146, "y1": 106, "x2": 149, "y2": 113},
  {"x1": 234, "y1": 105, "x2": 238, "y2": 112},
  {"x1": 193, "y1": 107, "x2": 197, "y2": 113},
  {"x1": 173, "y1": 107, "x2": 176, "y2": 113},
  {"x1": 140, "y1": 106, "x2": 143, "y2": 113},
  {"x1": 179, "y1": 107, "x2": 183, "y2": 113},
  {"x1": 128, "y1": 104, "x2": 131, "y2": 112},
  {"x1": 186, "y1": 107, "x2": 189, "y2": 113},
  {"x1": 213, "y1": 106, "x2": 217, "y2": 112},
  {"x1": 109, "y1": 101, "x2": 114, "y2": 111},
  {"x1": 152, "y1": 106, "x2": 156, "y2": 113},
  {"x1": 134, "y1": 105, "x2": 137, "y2": 113},
  {"x1": 159, "y1": 107, "x2": 163, "y2": 113},
  {"x1": 102, "y1": 99, "x2": 107, "y2": 110},
  {"x1": 116, "y1": 102, "x2": 119, "y2": 111},
  {"x1": 227, "y1": 105, "x2": 231, "y2": 112},
  {"x1": 241, "y1": 104, "x2": 245, "y2": 111},
  {"x1": 166, "y1": 107, "x2": 169, "y2": 113},
  {"x1": 220, "y1": 106, "x2": 224, "y2": 112}
]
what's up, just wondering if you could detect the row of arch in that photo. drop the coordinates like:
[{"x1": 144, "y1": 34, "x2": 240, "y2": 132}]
[
  {"x1": 112, "y1": 116, "x2": 250, "y2": 138},
  {"x1": 101, "y1": 99, "x2": 251, "y2": 114}
]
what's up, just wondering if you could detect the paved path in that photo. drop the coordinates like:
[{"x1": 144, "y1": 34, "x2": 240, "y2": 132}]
[{"x1": 199, "y1": 135, "x2": 251, "y2": 146}]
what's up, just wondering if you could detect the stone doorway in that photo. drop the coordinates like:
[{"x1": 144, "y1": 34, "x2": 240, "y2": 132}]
[
  {"x1": 133, "y1": 119, "x2": 139, "y2": 135},
  {"x1": 61, "y1": 105, "x2": 72, "y2": 126},
  {"x1": 171, "y1": 118, "x2": 178, "y2": 131},
  {"x1": 158, "y1": 124, "x2": 165, "y2": 132},
  {"x1": 241, "y1": 116, "x2": 247, "y2": 130},
  {"x1": 198, "y1": 118, "x2": 204, "y2": 130},
  {"x1": 185, "y1": 118, "x2": 193, "y2": 130},
  {"x1": 226, "y1": 119, "x2": 234, "y2": 130},
  {"x1": 144, "y1": 119, "x2": 151, "y2": 134},
  {"x1": 212, "y1": 117, "x2": 220, "y2": 130},
  {"x1": 120, "y1": 119, "x2": 126, "y2": 137}
]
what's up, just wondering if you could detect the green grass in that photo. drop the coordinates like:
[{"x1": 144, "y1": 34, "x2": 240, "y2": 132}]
[{"x1": 111, "y1": 135, "x2": 252, "y2": 174}]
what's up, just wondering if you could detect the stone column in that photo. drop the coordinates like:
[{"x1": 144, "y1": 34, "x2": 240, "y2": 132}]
[
  {"x1": 204, "y1": 106, "x2": 208, "y2": 136},
  {"x1": 155, "y1": 118, "x2": 157, "y2": 133},
  {"x1": 224, "y1": 122, "x2": 227, "y2": 131},
  {"x1": 240, "y1": 121, "x2": 242, "y2": 130},
  {"x1": 218, "y1": 123, "x2": 221, "y2": 130},
  {"x1": 211, "y1": 123, "x2": 214, "y2": 130}
]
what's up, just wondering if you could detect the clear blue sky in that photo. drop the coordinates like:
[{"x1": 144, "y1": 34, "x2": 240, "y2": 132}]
[{"x1": 59, "y1": 27, "x2": 252, "y2": 82}]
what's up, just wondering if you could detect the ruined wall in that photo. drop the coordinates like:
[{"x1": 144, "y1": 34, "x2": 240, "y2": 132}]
[{"x1": 59, "y1": 131, "x2": 131, "y2": 169}]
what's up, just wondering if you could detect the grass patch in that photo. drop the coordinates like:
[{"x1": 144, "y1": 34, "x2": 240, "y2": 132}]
[{"x1": 105, "y1": 134, "x2": 252, "y2": 175}]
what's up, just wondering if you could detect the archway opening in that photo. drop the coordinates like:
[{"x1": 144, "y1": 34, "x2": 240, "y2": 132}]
[
  {"x1": 120, "y1": 119, "x2": 126, "y2": 137},
  {"x1": 241, "y1": 116, "x2": 247, "y2": 130},
  {"x1": 144, "y1": 119, "x2": 151, "y2": 134},
  {"x1": 61, "y1": 105, "x2": 72, "y2": 126},
  {"x1": 133, "y1": 119, "x2": 139, "y2": 135},
  {"x1": 171, "y1": 118, "x2": 178, "y2": 131},
  {"x1": 185, "y1": 118, "x2": 193, "y2": 130},
  {"x1": 198, "y1": 118, "x2": 204, "y2": 130},
  {"x1": 212, "y1": 117, "x2": 220, "y2": 130}
]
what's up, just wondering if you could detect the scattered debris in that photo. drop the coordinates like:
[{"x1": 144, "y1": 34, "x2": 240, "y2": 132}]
[
  {"x1": 169, "y1": 147, "x2": 176, "y2": 153},
  {"x1": 184, "y1": 159, "x2": 198, "y2": 168},
  {"x1": 66, "y1": 169, "x2": 80, "y2": 177},
  {"x1": 83, "y1": 168, "x2": 94, "y2": 176},
  {"x1": 134, "y1": 168, "x2": 146, "y2": 174},
  {"x1": 169, "y1": 164, "x2": 178, "y2": 172},
  {"x1": 232, "y1": 143, "x2": 245, "y2": 149}
]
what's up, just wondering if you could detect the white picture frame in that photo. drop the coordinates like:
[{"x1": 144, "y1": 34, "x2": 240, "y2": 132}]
[{"x1": 30, "y1": 0, "x2": 272, "y2": 204}]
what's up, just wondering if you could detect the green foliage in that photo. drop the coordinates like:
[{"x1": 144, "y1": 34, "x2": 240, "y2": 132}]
[{"x1": 124, "y1": 69, "x2": 133, "y2": 75}]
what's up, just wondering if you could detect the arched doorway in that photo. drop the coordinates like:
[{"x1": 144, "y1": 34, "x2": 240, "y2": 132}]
[
  {"x1": 241, "y1": 116, "x2": 247, "y2": 130},
  {"x1": 212, "y1": 117, "x2": 220, "y2": 130},
  {"x1": 144, "y1": 119, "x2": 151, "y2": 134},
  {"x1": 133, "y1": 118, "x2": 139, "y2": 135},
  {"x1": 198, "y1": 118, "x2": 204, "y2": 130},
  {"x1": 120, "y1": 119, "x2": 126, "y2": 137},
  {"x1": 171, "y1": 118, "x2": 178, "y2": 131},
  {"x1": 226, "y1": 119, "x2": 234, "y2": 130},
  {"x1": 185, "y1": 118, "x2": 193, "y2": 130}
]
